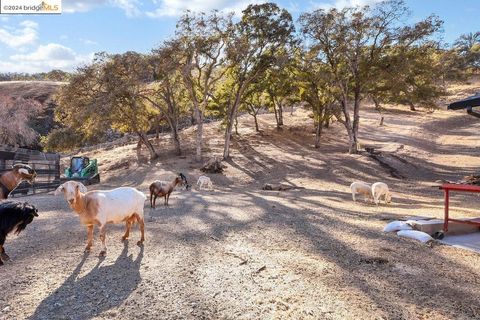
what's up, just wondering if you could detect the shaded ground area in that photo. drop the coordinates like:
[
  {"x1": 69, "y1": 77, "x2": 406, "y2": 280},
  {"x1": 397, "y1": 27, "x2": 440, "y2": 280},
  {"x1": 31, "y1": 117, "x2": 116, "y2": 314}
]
[{"x1": 1, "y1": 96, "x2": 480, "y2": 319}]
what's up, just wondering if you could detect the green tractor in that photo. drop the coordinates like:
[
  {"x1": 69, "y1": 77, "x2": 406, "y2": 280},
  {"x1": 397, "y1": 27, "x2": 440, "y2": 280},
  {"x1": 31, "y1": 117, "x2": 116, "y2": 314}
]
[{"x1": 61, "y1": 156, "x2": 100, "y2": 185}]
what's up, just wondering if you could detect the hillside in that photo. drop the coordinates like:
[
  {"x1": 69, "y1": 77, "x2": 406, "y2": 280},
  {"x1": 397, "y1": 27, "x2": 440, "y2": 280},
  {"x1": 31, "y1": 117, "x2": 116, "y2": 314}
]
[
  {"x1": 0, "y1": 81, "x2": 65, "y2": 102},
  {"x1": 0, "y1": 81, "x2": 65, "y2": 139}
]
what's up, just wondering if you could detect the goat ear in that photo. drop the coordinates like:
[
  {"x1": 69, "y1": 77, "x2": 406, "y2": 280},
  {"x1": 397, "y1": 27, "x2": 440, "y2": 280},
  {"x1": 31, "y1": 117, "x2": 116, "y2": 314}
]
[
  {"x1": 54, "y1": 185, "x2": 64, "y2": 196},
  {"x1": 76, "y1": 182, "x2": 87, "y2": 193}
]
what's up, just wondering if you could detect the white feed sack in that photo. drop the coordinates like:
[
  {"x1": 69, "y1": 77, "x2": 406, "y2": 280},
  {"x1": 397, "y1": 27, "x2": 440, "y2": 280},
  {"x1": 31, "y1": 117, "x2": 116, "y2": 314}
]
[
  {"x1": 397, "y1": 230, "x2": 434, "y2": 244},
  {"x1": 383, "y1": 221, "x2": 413, "y2": 232}
]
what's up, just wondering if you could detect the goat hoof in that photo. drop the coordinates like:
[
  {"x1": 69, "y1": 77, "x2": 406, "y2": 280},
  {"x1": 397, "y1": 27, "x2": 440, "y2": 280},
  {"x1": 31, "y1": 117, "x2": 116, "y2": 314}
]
[
  {"x1": 122, "y1": 236, "x2": 128, "y2": 241},
  {"x1": 137, "y1": 240, "x2": 144, "y2": 246},
  {"x1": 1, "y1": 253, "x2": 10, "y2": 261},
  {"x1": 99, "y1": 250, "x2": 106, "y2": 256}
]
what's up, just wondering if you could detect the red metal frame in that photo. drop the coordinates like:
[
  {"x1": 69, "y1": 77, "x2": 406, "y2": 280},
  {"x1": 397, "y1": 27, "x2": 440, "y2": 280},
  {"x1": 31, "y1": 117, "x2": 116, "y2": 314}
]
[{"x1": 440, "y1": 183, "x2": 480, "y2": 232}]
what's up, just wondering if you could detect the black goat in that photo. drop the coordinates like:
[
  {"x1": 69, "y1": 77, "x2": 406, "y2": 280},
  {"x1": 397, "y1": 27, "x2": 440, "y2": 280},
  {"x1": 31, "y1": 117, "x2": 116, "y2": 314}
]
[
  {"x1": 179, "y1": 173, "x2": 191, "y2": 190},
  {"x1": 0, "y1": 200, "x2": 38, "y2": 265}
]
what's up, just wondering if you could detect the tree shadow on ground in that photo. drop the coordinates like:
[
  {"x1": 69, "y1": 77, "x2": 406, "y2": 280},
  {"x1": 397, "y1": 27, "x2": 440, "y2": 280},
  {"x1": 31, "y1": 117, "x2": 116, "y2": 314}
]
[
  {"x1": 142, "y1": 185, "x2": 480, "y2": 319},
  {"x1": 28, "y1": 243, "x2": 143, "y2": 320}
]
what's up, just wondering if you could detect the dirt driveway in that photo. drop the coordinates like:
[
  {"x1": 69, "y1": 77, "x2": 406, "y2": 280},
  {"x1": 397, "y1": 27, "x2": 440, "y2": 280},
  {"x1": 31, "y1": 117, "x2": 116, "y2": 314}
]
[{"x1": 1, "y1": 102, "x2": 480, "y2": 319}]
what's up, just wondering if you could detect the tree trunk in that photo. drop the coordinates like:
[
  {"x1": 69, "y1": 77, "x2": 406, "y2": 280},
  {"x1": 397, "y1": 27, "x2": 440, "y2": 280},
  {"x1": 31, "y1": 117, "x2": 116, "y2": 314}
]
[
  {"x1": 314, "y1": 119, "x2": 323, "y2": 148},
  {"x1": 347, "y1": 127, "x2": 357, "y2": 154},
  {"x1": 409, "y1": 101, "x2": 416, "y2": 111},
  {"x1": 166, "y1": 99, "x2": 181, "y2": 156},
  {"x1": 166, "y1": 117, "x2": 181, "y2": 156},
  {"x1": 223, "y1": 119, "x2": 233, "y2": 160},
  {"x1": 138, "y1": 132, "x2": 158, "y2": 160},
  {"x1": 223, "y1": 88, "x2": 244, "y2": 160},
  {"x1": 253, "y1": 114, "x2": 259, "y2": 132},
  {"x1": 273, "y1": 103, "x2": 279, "y2": 126},
  {"x1": 340, "y1": 98, "x2": 358, "y2": 154},
  {"x1": 277, "y1": 102, "x2": 284, "y2": 128},
  {"x1": 350, "y1": 89, "x2": 361, "y2": 154},
  {"x1": 372, "y1": 96, "x2": 381, "y2": 110},
  {"x1": 194, "y1": 106, "x2": 203, "y2": 162},
  {"x1": 190, "y1": 111, "x2": 196, "y2": 125},
  {"x1": 171, "y1": 129, "x2": 181, "y2": 155},
  {"x1": 234, "y1": 116, "x2": 239, "y2": 135}
]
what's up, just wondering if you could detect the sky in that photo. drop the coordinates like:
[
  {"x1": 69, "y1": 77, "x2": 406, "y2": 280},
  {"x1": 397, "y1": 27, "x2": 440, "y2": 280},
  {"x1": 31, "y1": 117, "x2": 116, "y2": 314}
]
[{"x1": 0, "y1": 0, "x2": 478, "y2": 74}]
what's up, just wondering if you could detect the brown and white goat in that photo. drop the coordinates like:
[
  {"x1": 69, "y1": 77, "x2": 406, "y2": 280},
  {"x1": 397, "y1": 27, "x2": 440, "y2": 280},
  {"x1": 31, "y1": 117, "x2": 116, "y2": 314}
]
[
  {"x1": 0, "y1": 164, "x2": 37, "y2": 200},
  {"x1": 149, "y1": 173, "x2": 187, "y2": 208},
  {"x1": 55, "y1": 181, "x2": 146, "y2": 255}
]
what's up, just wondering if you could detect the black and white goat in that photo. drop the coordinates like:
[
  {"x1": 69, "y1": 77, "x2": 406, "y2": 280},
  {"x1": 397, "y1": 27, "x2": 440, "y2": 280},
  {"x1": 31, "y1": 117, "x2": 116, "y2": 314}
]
[{"x1": 0, "y1": 200, "x2": 38, "y2": 265}]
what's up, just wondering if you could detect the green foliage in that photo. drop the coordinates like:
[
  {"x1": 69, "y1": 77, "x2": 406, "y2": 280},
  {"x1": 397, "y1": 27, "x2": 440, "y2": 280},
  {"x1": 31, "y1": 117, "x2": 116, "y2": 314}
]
[
  {"x1": 300, "y1": 0, "x2": 444, "y2": 152},
  {"x1": 222, "y1": 2, "x2": 296, "y2": 157},
  {"x1": 40, "y1": 1, "x2": 475, "y2": 157},
  {"x1": 56, "y1": 52, "x2": 156, "y2": 136},
  {"x1": 41, "y1": 127, "x2": 80, "y2": 152},
  {"x1": 373, "y1": 44, "x2": 447, "y2": 110},
  {"x1": 453, "y1": 31, "x2": 480, "y2": 72},
  {"x1": 52, "y1": 52, "x2": 160, "y2": 158},
  {"x1": 296, "y1": 50, "x2": 335, "y2": 119}
]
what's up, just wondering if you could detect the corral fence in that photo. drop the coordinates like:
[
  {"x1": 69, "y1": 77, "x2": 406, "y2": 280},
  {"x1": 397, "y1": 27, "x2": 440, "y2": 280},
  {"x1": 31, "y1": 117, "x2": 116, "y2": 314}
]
[{"x1": 0, "y1": 145, "x2": 61, "y2": 197}]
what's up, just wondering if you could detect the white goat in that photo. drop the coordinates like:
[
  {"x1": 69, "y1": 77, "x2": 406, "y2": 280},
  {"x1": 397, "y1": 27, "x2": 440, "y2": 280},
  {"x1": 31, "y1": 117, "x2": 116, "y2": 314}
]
[
  {"x1": 55, "y1": 181, "x2": 146, "y2": 255},
  {"x1": 350, "y1": 181, "x2": 373, "y2": 202},
  {"x1": 197, "y1": 175, "x2": 213, "y2": 190},
  {"x1": 371, "y1": 182, "x2": 392, "y2": 205}
]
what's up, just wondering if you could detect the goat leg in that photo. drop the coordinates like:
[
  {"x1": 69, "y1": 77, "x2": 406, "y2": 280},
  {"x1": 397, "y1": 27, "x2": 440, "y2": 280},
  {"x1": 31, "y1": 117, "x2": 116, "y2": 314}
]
[
  {"x1": 99, "y1": 225, "x2": 107, "y2": 256},
  {"x1": 0, "y1": 245, "x2": 9, "y2": 261},
  {"x1": 0, "y1": 244, "x2": 8, "y2": 260},
  {"x1": 136, "y1": 214, "x2": 145, "y2": 246},
  {"x1": 85, "y1": 225, "x2": 94, "y2": 253},
  {"x1": 122, "y1": 219, "x2": 132, "y2": 241},
  {"x1": 0, "y1": 242, "x2": 6, "y2": 264},
  {"x1": 166, "y1": 193, "x2": 171, "y2": 206}
]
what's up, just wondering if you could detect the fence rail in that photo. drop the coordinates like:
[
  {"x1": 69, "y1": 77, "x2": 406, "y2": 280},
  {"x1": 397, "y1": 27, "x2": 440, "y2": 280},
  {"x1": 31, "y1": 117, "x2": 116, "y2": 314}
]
[{"x1": 0, "y1": 146, "x2": 61, "y2": 197}]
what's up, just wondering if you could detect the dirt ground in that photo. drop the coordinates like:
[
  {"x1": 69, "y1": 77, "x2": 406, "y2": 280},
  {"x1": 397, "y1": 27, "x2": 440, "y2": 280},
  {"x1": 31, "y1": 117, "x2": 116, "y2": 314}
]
[{"x1": 1, "y1": 81, "x2": 480, "y2": 320}]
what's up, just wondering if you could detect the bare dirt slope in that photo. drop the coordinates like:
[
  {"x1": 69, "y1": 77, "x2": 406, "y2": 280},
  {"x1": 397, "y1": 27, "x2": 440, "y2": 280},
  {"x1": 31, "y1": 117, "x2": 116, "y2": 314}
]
[
  {"x1": 0, "y1": 81, "x2": 65, "y2": 138},
  {"x1": 0, "y1": 81, "x2": 65, "y2": 101},
  {"x1": 1, "y1": 81, "x2": 480, "y2": 320}
]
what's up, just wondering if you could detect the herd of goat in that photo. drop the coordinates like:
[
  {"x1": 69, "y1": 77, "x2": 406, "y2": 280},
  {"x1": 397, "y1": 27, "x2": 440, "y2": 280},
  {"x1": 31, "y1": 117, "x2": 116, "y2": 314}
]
[{"x1": 0, "y1": 163, "x2": 392, "y2": 266}]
